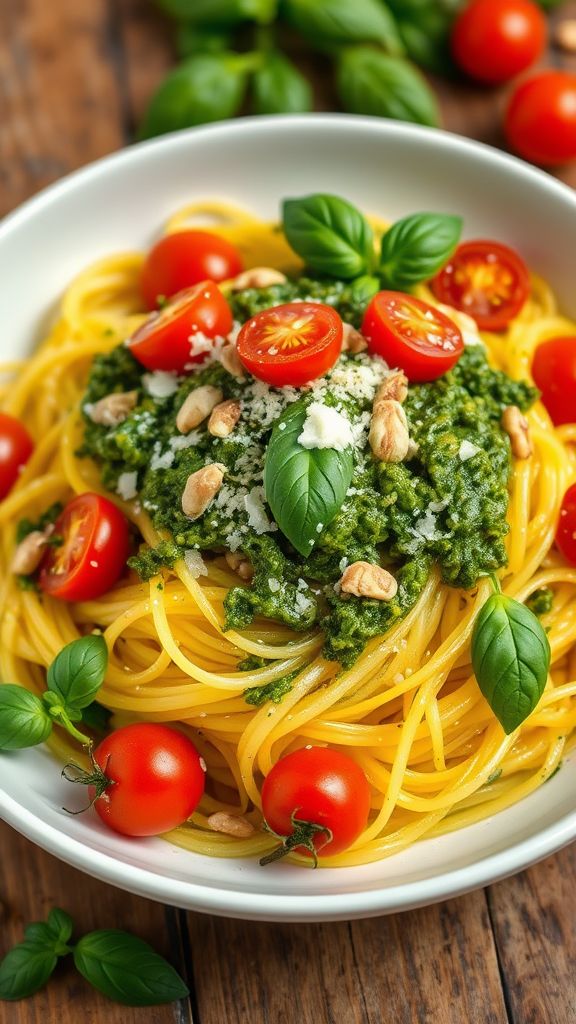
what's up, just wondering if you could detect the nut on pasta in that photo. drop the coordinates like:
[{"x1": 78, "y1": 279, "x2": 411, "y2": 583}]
[
  {"x1": 10, "y1": 529, "x2": 51, "y2": 575},
  {"x1": 230, "y1": 267, "x2": 287, "y2": 291},
  {"x1": 502, "y1": 405, "x2": 533, "y2": 460},
  {"x1": 207, "y1": 812, "x2": 255, "y2": 838},
  {"x1": 341, "y1": 322, "x2": 368, "y2": 354},
  {"x1": 176, "y1": 385, "x2": 223, "y2": 434},
  {"x1": 88, "y1": 390, "x2": 138, "y2": 427},
  {"x1": 208, "y1": 399, "x2": 242, "y2": 438},
  {"x1": 369, "y1": 400, "x2": 412, "y2": 463},
  {"x1": 219, "y1": 343, "x2": 245, "y2": 379},
  {"x1": 182, "y1": 463, "x2": 226, "y2": 520},
  {"x1": 340, "y1": 562, "x2": 398, "y2": 601},
  {"x1": 225, "y1": 550, "x2": 254, "y2": 581}
]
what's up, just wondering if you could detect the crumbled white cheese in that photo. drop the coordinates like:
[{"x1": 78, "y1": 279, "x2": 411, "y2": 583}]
[
  {"x1": 297, "y1": 402, "x2": 354, "y2": 451},
  {"x1": 169, "y1": 431, "x2": 202, "y2": 451},
  {"x1": 268, "y1": 578, "x2": 281, "y2": 593},
  {"x1": 186, "y1": 332, "x2": 226, "y2": 368},
  {"x1": 116, "y1": 471, "x2": 138, "y2": 500},
  {"x1": 227, "y1": 320, "x2": 242, "y2": 345},
  {"x1": 184, "y1": 549, "x2": 208, "y2": 579},
  {"x1": 143, "y1": 371, "x2": 179, "y2": 399},
  {"x1": 244, "y1": 487, "x2": 277, "y2": 535},
  {"x1": 150, "y1": 443, "x2": 175, "y2": 471},
  {"x1": 459, "y1": 440, "x2": 481, "y2": 461},
  {"x1": 339, "y1": 556, "x2": 348, "y2": 573}
]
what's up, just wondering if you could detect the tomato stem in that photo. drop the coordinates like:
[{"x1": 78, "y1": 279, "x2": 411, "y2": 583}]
[
  {"x1": 61, "y1": 749, "x2": 112, "y2": 814},
  {"x1": 259, "y1": 810, "x2": 333, "y2": 869}
]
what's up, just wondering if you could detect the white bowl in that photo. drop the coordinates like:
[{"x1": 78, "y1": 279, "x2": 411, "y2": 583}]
[{"x1": 1, "y1": 115, "x2": 576, "y2": 922}]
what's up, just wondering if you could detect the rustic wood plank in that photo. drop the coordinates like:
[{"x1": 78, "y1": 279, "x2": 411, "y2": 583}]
[
  {"x1": 487, "y1": 845, "x2": 576, "y2": 1024},
  {"x1": 113, "y1": 0, "x2": 174, "y2": 133},
  {"x1": 0, "y1": 821, "x2": 189, "y2": 1023}
]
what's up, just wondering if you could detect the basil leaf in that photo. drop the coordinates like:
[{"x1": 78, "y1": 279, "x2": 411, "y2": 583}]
[
  {"x1": 47, "y1": 635, "x2": 108, "y2": 714},
  {"x1": 336, "y1": 47, "x2": 440, "y2": 128},
  {"x1": 47, "y1": 909, "x2": 74, "y2": 945},
  {"x1": 74, "y1": 930, "x2": 188, "y2": 1006},
  {"x1": 23, "y1": 910, "x2": 72, "y2": 953},
  {"x1": 156, "y1": 0, "x2": 277, "y2": 24},
  {"x1": 0, "y1": 941, "x2": 58, "y2": 1001},
  {"x1": 0, "y1": 686, "x2": 52, "y2": 750},
  {"x1": 398, "y1": 8, "x2": 456, "y2": 75},
  {"x1": 471, "y1": 594, "x2": 551, "y2": 735},
  {"x1": 282, "y1": 194, "x2": 374, "y2": 279},
  {"x1": 176, "y1": 26, "x2": 232, "y2": 58},
  {"x1": 348, "y1": 274, "x2": 380, "y2": 309},
  {"x1": 139, "y1": 54, "x2": 249, "y2": 139},
  {"x1": 252, "y1": 53, "x2": 313, "y2": 115},
  {"x1": 379, "y1": 212, "x2": 462, "y2": 289},
  {"x1": 264, "y1": 400, "x2": 354, "y2": 557},
  {"x1": 283, "y1": 0, "x2": 404, "y2": 56}
]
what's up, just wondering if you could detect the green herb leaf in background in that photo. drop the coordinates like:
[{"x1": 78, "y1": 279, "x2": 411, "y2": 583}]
[
  {"x1": 252, "y1": 52, "x2": 313, "y2": 114},
  {"x1": 336, "y1": 47, "x2": 440, "y2": 127},
  {"x1": 46, "y1": 635, "x2": 108, "y2": 714},
  {"x1": 283, "y1": 0, "x2": 404, "y2": 55},
  {"x1": 264, "y1": 399, "x2": 354, "y2": 557},
  {"x1": 348, "y1": 274, "x2": 381, "y2": 308},
  {"x1": 397, "y1": 6, "x2": 456, "y2": 75},
  {"x1": 0, "y1": 687, "x2": 52, "y2": 751},
  {"x1": 156, "y1": 0, "x2": 277, "y2": 25},
  {"x1": 282, "y1": 193, "x2": 374, "y2": 278},
  {"x1": 379, "y1": 211, "x2": 462, "y2": 288},
  {"x1": 175, "y1": 25, "x2": 232, "y2": 59},
  {"x1": 73, "y1": 930, "x2": 189, "y2": 1007},
  {"x1": 0, "y1": 942, "x2": 59, "y2": 1002},
  {"x1": 471, "y1": 593, "x2": 551, "y2": 734},
  {"x1": 45, "y1": 909, "x2": 74, "y2": 946}
]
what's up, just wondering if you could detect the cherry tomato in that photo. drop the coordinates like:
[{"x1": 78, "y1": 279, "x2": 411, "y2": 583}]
[
  {"x1": 236, "y1": 302, "x2": 343, "y2": 386},
  {"x1": 141, "y1": 230, "x2": 244, "y2": 310},
  {"x1": 87, "y1": 723, "x2": 206, "y2": 837},
  {"x1": 505, "y1": 71, "x2": 576, "y2": 166},
  {"x1": 451, "y1": 0, "x2": 546, "y2": 85},
  {"x1": 431, "y1": 241, "x2": 530, "y2": 331},
  {"x1": 532, "y1": 336, "x2": 576, "y2": 426},
  {"x1": 39, "y1": 492, "x2": 130, "y2": 602},
  {"x1": 557, "y1": 484, "x2": 576, "y2": 566},
  {"x1": 361, "y1": 291, "x2": 464, "y2": 382},
  {"x1": 128, "y1": 283, "x2": 233, "y2": 374},
  {"x1": 0, "y1": 413, "x2": 33, "y2": 500},
  {"x1": 260, "y1": 747, "x2": 371, "y2": 863}
]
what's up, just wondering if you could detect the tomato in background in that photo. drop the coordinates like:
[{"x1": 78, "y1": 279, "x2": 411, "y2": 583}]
[
  {"x1": 0, "y1": 413, "x2": 33, "y2": 500},
  {"x1": 451, "y1": 0, "x2": 546, "y2": 85},
  {"x1": 237, "y1": 302, "x2": 343, "y2": 386},
  {"x1": 362, "y1": 291, "x2": 464, "y2": 382},
  {"x1": 557, "y1": 484, "x2": 576, "y2": 566},
  {"x1": 505, "y1": 71, "x2": 576, "y2": 166},
  {"x1": 431, "y1": 241, "x2": 530, "y2": 331},
  {"x1": 532, "y1": 336, "x2": 576, "y2": 426},
  {"x1": 39, "y1": 493, "x2": 130, "y2": 602},
  {"x1": 141, "y1": 230, "x2": 243, "y2": 310},
  {"x1": 128, "y1": 283, "x2": 233, "y2": 374}
]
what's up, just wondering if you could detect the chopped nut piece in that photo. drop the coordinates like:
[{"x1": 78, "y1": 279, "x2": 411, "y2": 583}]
[
  {"x1": 176, "y1": 385, "x2": 223, "y2": 434},
  {"x1": 369, "y1": 399, "x2": 411, "y2": 462},
  {"x1": 502, "y1": 405, "x2": 533, "y2": 460},
  {"x1": 225, "y1": 550, "x2": 254, "y2": 581},
  {"x1": 220, "y1": 343, "x2": 245, "y2": 379},
  {"x1": 11, "y1": 530, "x2": 50, "y2": 575},
  {"x1": 230, "y1": 267, "x2": 287, "y2": 291},
  {"x1": 182, "y1": 463, "x2": 226, "y2": 519},
  {"x1": 374, "y1": 370, "x2": 409, "y2": 406},
  {"x1": 88, "y1": 390, "x2": 138, "y2": 427},
  {"x1": 340, "y1": 562, "x2": 398, "y2": 601},
  {"x1": 207, "y1": 812, "x2": 255, "y2": 838},
  {"x1": 208, "y1": 399, "x2": 242, "y2": 439},
  {"x1": 341, "y1": 322, "x2": 368, "y2": 354},
  {"x1": 554, "y1": 19, "x2": 576, "y2": 52}
]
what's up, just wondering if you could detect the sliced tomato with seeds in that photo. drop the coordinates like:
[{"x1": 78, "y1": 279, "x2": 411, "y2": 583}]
[
  {"x1": 39, "y1": 493, "x2": 130, "y2": 602},
  {"x1": 361, "y1": 291, "x2": 464, "y2": 382},
  {"x1": 431, "y1": 240, "x2": 530, "y2": 331},
  {"x1": 236, "y1": 302, "x2": 343, "y2": 386},
  {"x1": 128, "y1": 282, "x2": 233, "y2": 374}
]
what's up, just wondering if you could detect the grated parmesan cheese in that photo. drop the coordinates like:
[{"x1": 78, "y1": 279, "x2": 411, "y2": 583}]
[
  {"x1": 297, "y1": 401, "x2": 354, "y2": 451},
  {"x1": 184, "y1": 549, "x2": 208, "y2": 579},
  {"x1": 116, "y1": 471, "x2": 138, "y2": 500},
  {"x1": 143, "y1": 371, "x2": 179, "y2": 399},
  {"x1": 459, "y1": 440, "x2": 481, "y2": 461},
  {"x1": 244, "y1": 487, "x2": 277, "y2": 535}
]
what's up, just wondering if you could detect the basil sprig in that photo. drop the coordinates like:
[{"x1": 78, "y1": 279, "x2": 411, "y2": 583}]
[
  {"x1": 283, "y1": 0, "x2": 404, "y2": 55},
  {"x1": 0, "y1": 909, "x2": 188, "y2": 1006},
  {"x1": 379, "y1": 212, "x2": 462, "y2": 289},
  {"x1": 0, "y1": 635, "x2": 108, "y2": 751},
  {"x1": 252, "y1": 52, "x2": 313, "y2": 114},
  {"x1": 472, "y1": 589, "x2": 551, "y2": 734},
  {"x1": 336, "y1": 47, "x2": 440, "y2": 127},
  {"x1": 282, "y1": 194, "x2": 375, "y2": 279},
  {"x1": 264, "y1": 398, "x2": 353, "y2": 557}
]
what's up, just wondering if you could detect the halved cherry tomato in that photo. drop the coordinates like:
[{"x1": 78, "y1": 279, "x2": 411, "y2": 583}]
[
  {"x1": 39, "y1": 493, "x2": 130, "y2": 601},
  {"x1": 451, "y1": 0, "x2": 546, "y2": 86},
  {"x1": 0, "y1": 413, "x2": 33, "y2": 500},
  {"x1": 505, "y1": 71, "x2": 576, "y2": 167},
  {"x1": 361, "y1": 291, "x2": 464, "y2": 382},
  {"x1": 260, "y1": 747, "x2": 371, "y2": 864},
  {"x1": 85, "y1": 723, "x2": 206, "y2": 837},
  {"x1": 431, "y1": 240, "x2": 530, "y2": 331},
  {"x1": 532, "y1": 336, "x2": 576, "y2": 426},
  {"x1": 236, "y1": 302, "x2": 343, "y2": 386},
  {"x1": 557, "y1": 484, "x2": 576, "y2": 566},
  {"x1": 128, "y1": 282, "x2": 233, "y2": 374},
  {"x1": 141, "y1": 230, "x2": 244, "y2": 310}
]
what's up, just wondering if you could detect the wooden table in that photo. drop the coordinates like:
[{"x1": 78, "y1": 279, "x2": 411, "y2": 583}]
[{"x1": 2, "y1": 2, "x2": 576, "y2": 1021}]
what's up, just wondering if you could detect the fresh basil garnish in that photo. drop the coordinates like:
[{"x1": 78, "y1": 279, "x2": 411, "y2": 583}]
[
  {"x1": 283, "y1": 0, "x2": 404, "y2": 54},
  {"x1": 0, "y1": 687, "x2": 52, "y2": 751},
  {"x1": 73, "y1": 930, "x2": 189, "y2": 1007},
  {"x1": 282, "y1": 194, "x2": 374, "y2": 279},
  {"x1": 252, "y1": 52, "x2": 313, "y2": 114},
  {"x1": 264, "y1": 399, "x2": 354, "y2": 557},
  {"x1": 336, "y1": 47, "x2": 440, "y2": 127},
  {"x1": 158, "y1": 0, "x2": 277, "y2": 22},
  {"x1": 0, "y1": 942, "x2": 59, "y2": 1002},
  {"x1": 379, "y1": 212, "x2": 462, "y2": 289},
  {"x1": 472, "y1": 593, "x2": 551, "y2": 734},
  {"x1": 46, "y1": 635, "x2": 108, "y2": 715}
]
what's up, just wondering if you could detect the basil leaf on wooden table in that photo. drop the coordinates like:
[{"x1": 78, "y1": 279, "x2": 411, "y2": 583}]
[
  {"x1": 264, "y1": 399, "x2": 354, "y2": 557},
  {"x1": 282, "y1": 194, "x2": 374, "y2": 279},
  {"x1": 73, "y1": 930, "x2": 189, "y2": 1007},
  {"x1": 0, "y1": 686, "x2": 52, "y2": 750},
  {"x1": 47, "y1": 634, "x2": 108, "y2": 714},
  {"x1": 156, "y1": 0, "x2": 277, "y2": 24},
  {"x1": 336, "y1": 47, "x2": 440, "y2": 127},
  {"x1": 471, "y1": 594, "x2": 551, "y2": 734},
  {"x1": 252, "y1": 52, "x2": 313, "y2": 114},
  {"x1": 0, "y1": 942, "x2": 59, "y2": 1002},
  {"x1": 380, "y1": 212, "x2": 462, "y2": 289},
  {"x1": 283, "y1": 0, "x2": 404, "y2": 55}
]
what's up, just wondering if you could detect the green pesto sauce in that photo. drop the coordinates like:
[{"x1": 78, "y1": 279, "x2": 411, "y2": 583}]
[
  {"x1": 526, "y1": 587, "x2": 554, "y2": 617},
  {"x1": 79, "y1": 278, "x2": 537, "y2": 668}
]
